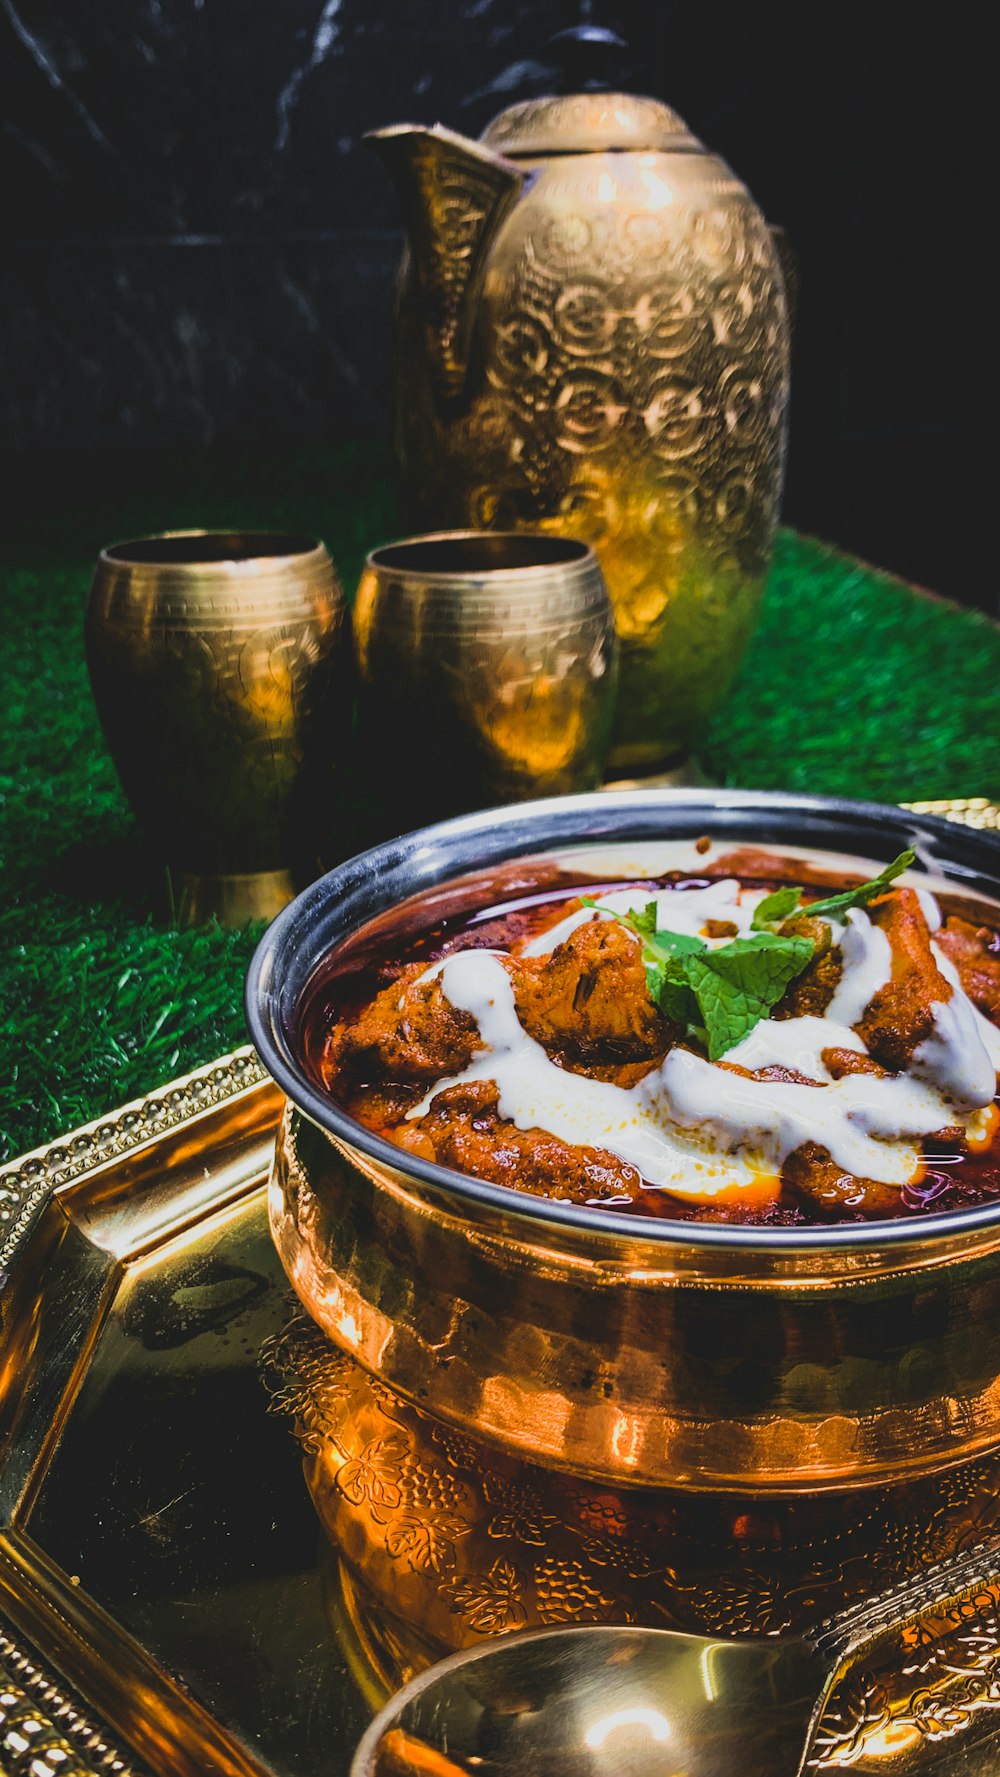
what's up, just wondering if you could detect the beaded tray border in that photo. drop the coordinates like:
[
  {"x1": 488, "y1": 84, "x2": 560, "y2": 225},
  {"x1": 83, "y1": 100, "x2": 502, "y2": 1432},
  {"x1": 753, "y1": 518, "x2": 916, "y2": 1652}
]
[
  {"x1": 0, "y1": 1048, "x2": 268, "y2": 1278},
  {"x1": 0, "y1": 1045, "x2": 268, "y2": 1777},
  {"x1": 0, "y1": 798, "x2": 996, "y2": 1777}
]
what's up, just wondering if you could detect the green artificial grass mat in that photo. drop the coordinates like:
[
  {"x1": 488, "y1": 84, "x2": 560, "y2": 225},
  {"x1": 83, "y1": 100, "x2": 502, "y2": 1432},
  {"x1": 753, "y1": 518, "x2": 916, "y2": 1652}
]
[{"x1": 2, "y1": 441, "x2": 999, "y2": 1162}]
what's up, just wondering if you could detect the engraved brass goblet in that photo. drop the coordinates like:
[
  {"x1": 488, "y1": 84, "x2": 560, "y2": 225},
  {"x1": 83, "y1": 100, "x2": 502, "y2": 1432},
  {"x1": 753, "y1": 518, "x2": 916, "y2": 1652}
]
[
  {"x1": 85, "y1": 531, "x2": 349, "y2": 925},
  {"x1": 351, "y1": 532, "x2": 618, "y2": 838}
]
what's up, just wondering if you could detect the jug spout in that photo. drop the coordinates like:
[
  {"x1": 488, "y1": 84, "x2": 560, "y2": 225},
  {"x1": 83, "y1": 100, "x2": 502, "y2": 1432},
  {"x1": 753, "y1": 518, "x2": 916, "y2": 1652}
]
[{"x1": 366, "y1": 123, "x2": 525, "y2": 405}]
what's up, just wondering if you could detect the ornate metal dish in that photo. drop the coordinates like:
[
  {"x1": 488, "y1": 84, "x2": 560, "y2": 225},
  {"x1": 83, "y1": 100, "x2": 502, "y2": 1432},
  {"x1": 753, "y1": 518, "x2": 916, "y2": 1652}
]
[
  {"x1": 249, "y1": 790, "x2": 1000, "y2": 1492},
  {"x1": 0, "y1": 1050, "x2": 375, "y2": 1777},
  {"x1": 4, "y1": 1039, "x2": 1000, "y2": 1771}
]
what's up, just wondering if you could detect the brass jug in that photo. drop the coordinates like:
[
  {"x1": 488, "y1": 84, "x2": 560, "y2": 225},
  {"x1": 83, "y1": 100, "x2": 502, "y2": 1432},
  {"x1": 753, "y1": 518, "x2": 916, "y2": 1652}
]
[{"x1": 369, "y1": 92, "x2": 789, "y2": 774}]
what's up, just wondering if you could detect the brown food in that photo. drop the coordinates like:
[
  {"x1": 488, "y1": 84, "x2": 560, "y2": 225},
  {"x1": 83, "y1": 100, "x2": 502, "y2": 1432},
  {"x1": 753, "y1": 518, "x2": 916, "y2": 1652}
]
[
  {"x1": 407, "y1": 1081, "x2": 643, "y2": 1205},
  {"x1": 326, "y1": 962, "x2": 477, "y2": 1083},
  {"x1": 513, "y1": 916, "x2": 674, "y2": 1077},
  {"x1": 717, "y1": 1060, "x2": 823, "y2": 1088},
  {"x1": 315, "y1": 867, "x2": 1000, "y2": 1228},
  {"x1": 859, "y1": 888, "x2": 954, "y2": 1071},
  {"x1": 784, "y1": 914, "x2": 834, "y2": 957},
  {"x1": 709, "y1": 848, "x2": 863, "y2": 887},
  {"x1": 781, "y1": 1143, "x2": 902, "y2": 1220},
  {"x1": 821, "y1": 1048, "x2": 889, "y2": 1080},
  {"x1": 769, "y1": 913, "x2": 840, "y2": 1018},
  {"x1": 937, "y1": 917, "x2": 1000, "y2": 1019},
  {"x1": 774, "y1": 946, "x2": 842, "y2": 1019}
]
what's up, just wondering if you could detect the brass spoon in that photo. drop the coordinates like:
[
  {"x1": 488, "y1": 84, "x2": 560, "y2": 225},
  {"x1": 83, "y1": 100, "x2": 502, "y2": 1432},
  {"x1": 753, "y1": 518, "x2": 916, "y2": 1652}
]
[{"x1": 351, "y1": 1533, "x2": 1000, "y2": 1776}]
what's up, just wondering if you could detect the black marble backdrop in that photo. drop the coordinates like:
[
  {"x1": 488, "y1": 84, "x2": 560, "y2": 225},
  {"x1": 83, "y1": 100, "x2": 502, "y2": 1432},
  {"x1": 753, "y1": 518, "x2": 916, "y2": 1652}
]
[{"x1": 1, "y1": 4, "x2": 980, "y2": 606}]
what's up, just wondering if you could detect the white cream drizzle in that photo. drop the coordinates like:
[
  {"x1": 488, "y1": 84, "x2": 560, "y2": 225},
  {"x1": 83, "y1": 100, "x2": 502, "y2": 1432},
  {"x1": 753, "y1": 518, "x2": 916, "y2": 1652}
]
[
  {"x1": 916, "y1": 888, "x2": 942, "y2": 932},
  {"x1": 521, "y1": 879, "x2": 765, "y2": 958},
  {"x1": 410, "y1": 879, "x2": 1000, "y2": 1202},
  {"x1": 656, "y1": 1048, "x2": 958, "y2": 1187},
  {"x1": 824, "y1": 909, "x2": 891, "y2": 1027},
  {"x1": 724, "y1": 1014, "x2": 865, "y2": 1082},
  {"x1": 915, "y1": 943, "x2": 1000, "y2": 1104},
  {"x1": 409, "y1": 951, "x2": 763, "y2": 1197}
]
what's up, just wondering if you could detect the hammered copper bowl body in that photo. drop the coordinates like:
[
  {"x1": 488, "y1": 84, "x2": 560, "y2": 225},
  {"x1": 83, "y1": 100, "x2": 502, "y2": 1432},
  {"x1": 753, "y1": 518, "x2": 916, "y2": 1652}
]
[
  {"x1": 352, "y1": 532, "x2": 618, "y2": 836},
  {"x1": 261, "y1": 1321, "x2": 1000, "y2": 1757},
  {"x1": 246, "y1": 791, "x2": 1000, "y2": 1494}
]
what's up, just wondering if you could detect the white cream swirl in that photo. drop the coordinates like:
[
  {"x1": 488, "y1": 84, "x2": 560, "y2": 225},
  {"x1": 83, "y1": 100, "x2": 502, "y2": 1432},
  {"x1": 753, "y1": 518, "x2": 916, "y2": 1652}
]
[{"x1": 409, "y1": 879, "x2": 999, "y2": 1201}]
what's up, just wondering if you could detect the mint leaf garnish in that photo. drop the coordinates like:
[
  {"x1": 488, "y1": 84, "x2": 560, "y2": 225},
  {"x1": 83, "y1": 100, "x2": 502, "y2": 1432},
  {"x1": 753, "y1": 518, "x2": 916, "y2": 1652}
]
[
  {"x1": 684, "y1": 932, "x2": 815, "y2": 1059},
  {"x1": 579, "y1": 896, "x2": 814, "y2": 1058},
  {"x1": 578, "y1": 856, "x2": 915, "y2": 1059},
  {"x1": 750, "y1": 885, "x2": 802, "y2": 930},
  {"x1": 750, "y1": 850, "x2": 915, "y2": 931},
  {"x1": 653, "y1": 964, "x2": 700, "y2": 1031},
  {"x1": 796, "y1": 849, "x2": 915, "y2": 922},
  {"x1": 626, "y1": 902, "x2": 657, "y2": 939}
]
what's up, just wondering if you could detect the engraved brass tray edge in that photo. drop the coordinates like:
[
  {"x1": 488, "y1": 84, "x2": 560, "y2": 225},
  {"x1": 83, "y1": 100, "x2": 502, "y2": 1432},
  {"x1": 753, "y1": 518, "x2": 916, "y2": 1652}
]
[
  {"x1": 0, "y1": 1046, "x2": 284, "y2": 1777},
  {"x1": 0, "y1": 794, "x2": 997, "y2": 1777},
  {"x1": 0, "y1": 1046, "x2": 272, "y2": 1277}
]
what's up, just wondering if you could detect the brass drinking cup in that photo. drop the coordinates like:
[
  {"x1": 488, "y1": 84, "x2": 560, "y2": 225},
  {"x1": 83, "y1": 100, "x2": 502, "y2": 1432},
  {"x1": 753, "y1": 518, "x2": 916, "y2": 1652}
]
[
  {"x1": 351, "y1": 532, "x2": 617, "y2": 837},
  {"x1": 85, "y1": 531, "x2": 349, "y2": 925}
]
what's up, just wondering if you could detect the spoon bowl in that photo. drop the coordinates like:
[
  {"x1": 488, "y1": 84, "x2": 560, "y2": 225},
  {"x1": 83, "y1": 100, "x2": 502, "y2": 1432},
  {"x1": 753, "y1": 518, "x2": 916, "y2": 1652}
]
[
  {"x1": 351, "y1": 1533, "x2": 1000, "y2": 1777},
  {"x1": 351, "y1": 1625, "x2": 823, "y2": 1777}
]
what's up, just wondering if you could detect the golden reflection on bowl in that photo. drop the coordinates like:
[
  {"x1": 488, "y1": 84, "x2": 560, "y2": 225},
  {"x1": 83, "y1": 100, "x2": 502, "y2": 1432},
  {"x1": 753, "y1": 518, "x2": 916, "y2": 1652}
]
[
  {"x1": 270, "y1": 1101, "x2": 1000, "y2": 1494},
  {"x1": 248, "y1": 794, "x2": 1000, "y2": 1494},
  {"x1": 263, "y1": 1316, "x2": 1000, "y2": 1774}
]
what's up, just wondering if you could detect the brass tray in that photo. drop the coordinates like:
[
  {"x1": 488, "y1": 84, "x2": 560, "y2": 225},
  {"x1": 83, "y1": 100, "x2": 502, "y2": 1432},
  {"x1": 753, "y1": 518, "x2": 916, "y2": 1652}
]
[
  {"x1": 1, "y1": 795, "x2": 999, "y2": 1777},
  {"x1": 2, "y1": 1061, "x2": 1000, "y2": 1776},
  {"x1": 0, "y1": 1051, "x2": 378, "y2": 1777}
]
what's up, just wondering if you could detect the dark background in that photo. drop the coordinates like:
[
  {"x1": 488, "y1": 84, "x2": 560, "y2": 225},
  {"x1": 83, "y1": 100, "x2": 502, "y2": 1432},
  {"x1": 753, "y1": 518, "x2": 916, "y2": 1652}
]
[{"x1": 1, "y1": 3, "x2": 983, "y2": 609}]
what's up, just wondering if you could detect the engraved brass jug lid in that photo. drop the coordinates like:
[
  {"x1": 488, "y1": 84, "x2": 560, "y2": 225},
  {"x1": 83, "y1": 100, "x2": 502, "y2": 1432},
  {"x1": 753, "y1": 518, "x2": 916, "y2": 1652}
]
[{"x1": 480, "y1": 91, "x2": 703, "y2": 156}]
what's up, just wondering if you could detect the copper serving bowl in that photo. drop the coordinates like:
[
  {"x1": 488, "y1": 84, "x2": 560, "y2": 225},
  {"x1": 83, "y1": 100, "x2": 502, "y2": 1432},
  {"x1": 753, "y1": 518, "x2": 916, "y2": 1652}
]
[
  {"x1": 260, "y1": 1321, "x2": 1000, "y2": 1767},
  {"x1": 246, "y1": 791, "x2": 1000, "y2": 1494}
]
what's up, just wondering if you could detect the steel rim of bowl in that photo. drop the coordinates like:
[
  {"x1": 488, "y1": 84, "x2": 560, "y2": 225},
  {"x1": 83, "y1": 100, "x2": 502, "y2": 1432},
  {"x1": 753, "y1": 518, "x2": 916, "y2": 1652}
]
[{"x1": 246, "y1": 787, "x2": 1000, "y2": 1253}]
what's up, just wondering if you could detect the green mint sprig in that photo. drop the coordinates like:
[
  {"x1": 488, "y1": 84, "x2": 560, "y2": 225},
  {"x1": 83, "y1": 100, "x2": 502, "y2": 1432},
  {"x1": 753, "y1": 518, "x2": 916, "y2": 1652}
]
[
  {"x1": 750, "y1": 849, "x2": 915, "y2": 931},
  {"x1": 580, "y1": 849, "x2": 913, "y2": 1059},
  {"x1": 581, "y1": 898, "x2": 813, "y2": 1060}
]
